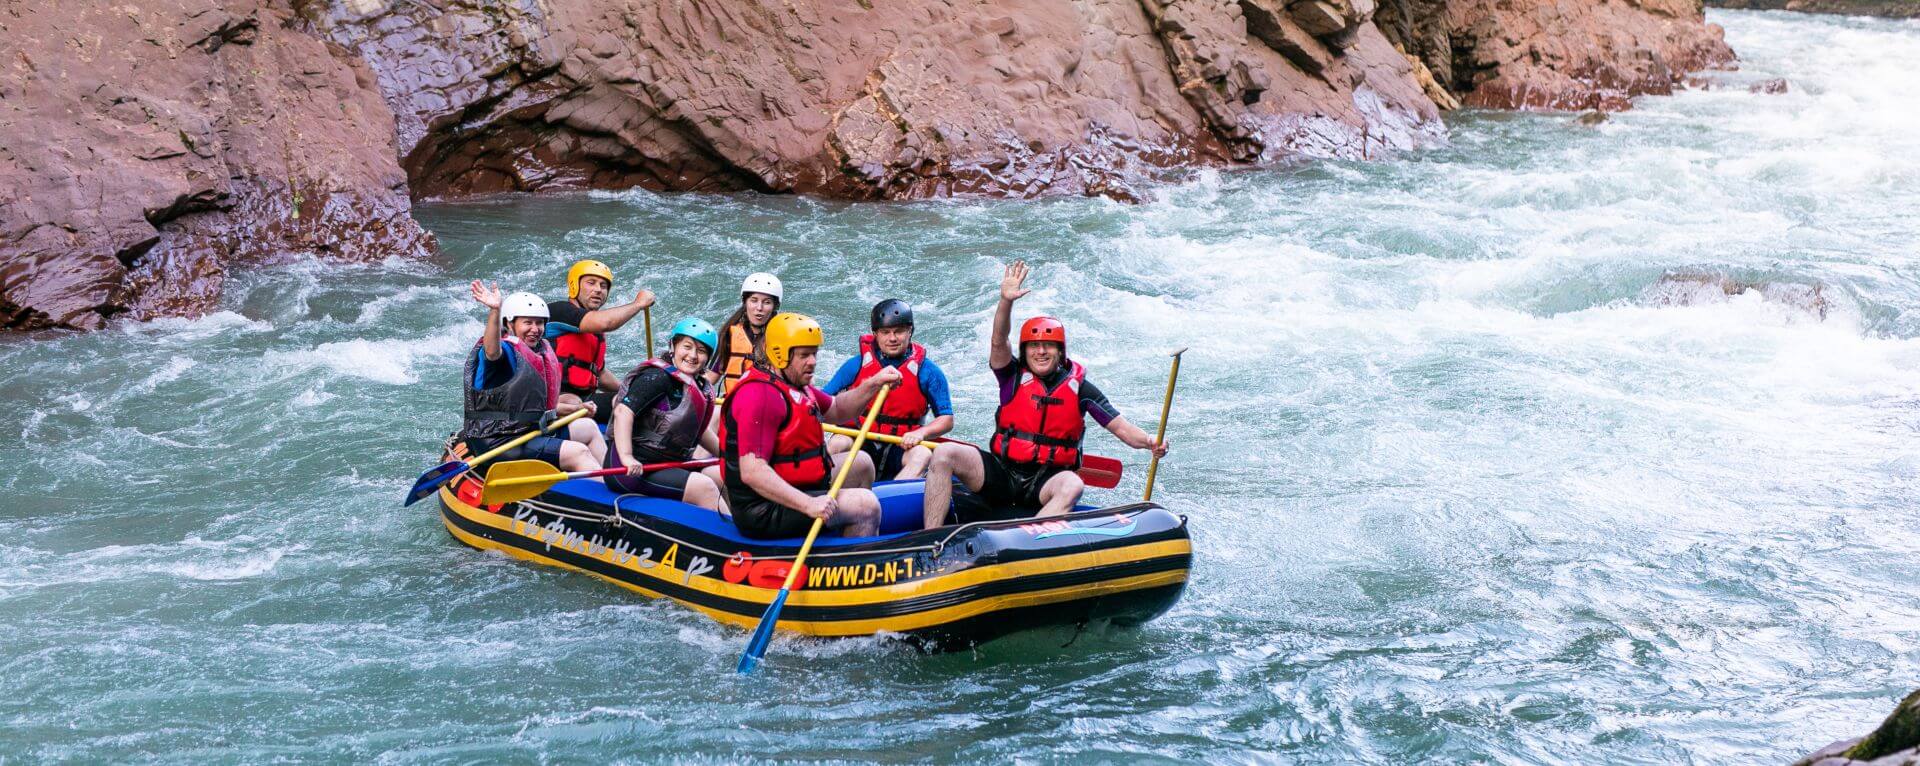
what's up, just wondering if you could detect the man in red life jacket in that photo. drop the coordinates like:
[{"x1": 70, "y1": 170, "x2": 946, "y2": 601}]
[
  {"x1": 717, "y1": 312, "x2": 902, "y2": 539},
  {"x1": 458, "y1": 282, "x2": 604, "y2": 471},
  {"x1": 921, "y1": 261, "x2": 1169, "y2": 529},
  {"x1": 822, "y1": 299, "x2": 956, "y2": 480},
  {"x1": 547, "y1": 259, "x2": 657, "y2": 425}
]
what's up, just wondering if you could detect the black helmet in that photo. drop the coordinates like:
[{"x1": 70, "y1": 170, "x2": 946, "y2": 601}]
[{"x1": 870, "y1": 299, "x2": 914, "y2": 330}]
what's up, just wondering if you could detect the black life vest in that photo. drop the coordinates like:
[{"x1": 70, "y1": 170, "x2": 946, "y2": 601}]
[
  {"x1": 458, "y1": 338, "x2": 560, "y2": 444},
  {"x1": 618, "y1": 358, "x2": 713, "y2": 462}
]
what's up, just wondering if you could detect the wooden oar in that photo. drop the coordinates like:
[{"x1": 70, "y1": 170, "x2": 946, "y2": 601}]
[
  {"x1": 404, "y1": 407, "x2": 592, "y2": 506},
  {"x1": 480, "y1": 457, "x2": 720, "y2": 505},
  {"x1": 1143, "y1": 347, "x2": 1185, "y2": 502},
  {"x1": 819, "y1": 425, "x2": 1125, "y2": 489},
  {"x1": 738, "y1": 385, "x2": 893, "y2": 674}
]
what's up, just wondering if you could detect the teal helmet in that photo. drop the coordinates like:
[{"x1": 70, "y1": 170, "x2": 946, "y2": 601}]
[{"x1": 668, "y1": 316, "x2": 719, "y2": 355}]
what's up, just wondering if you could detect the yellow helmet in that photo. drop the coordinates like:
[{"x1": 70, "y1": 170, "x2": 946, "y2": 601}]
[
  {"x1": 566, "y1": 259, "x2": 614, "y2": 301},
  {"x1": 763, "y1": 312, "x2": 823, "y2": 370}
]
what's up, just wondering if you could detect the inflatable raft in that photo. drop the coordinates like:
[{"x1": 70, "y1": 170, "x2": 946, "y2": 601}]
[{"x1": 434, "y1": 447, "x2": 1191, "y2": 651}]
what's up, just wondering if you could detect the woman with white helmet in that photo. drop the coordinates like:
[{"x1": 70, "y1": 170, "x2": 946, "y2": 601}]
[
  {"x1": 457, "y1": 281, "x2": 606, "y2": 472},
  {"x1": 605, "y1": 317, "x2": 727, "y2": 512},
  {"x1": 707, "y1": 272, "x2": 784, "y2": 397}
]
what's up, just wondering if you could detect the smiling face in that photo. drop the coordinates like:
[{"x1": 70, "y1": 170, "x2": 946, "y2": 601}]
[
  {"x1": 575, "y1": 275, "x2": 610, "y2": 310},
  {"x1": 509, "y1": 317, "x2": 547, "y2": 347},
  {"x1": 744, "y1": 293, "x2": 778, "y2": 328},
  {"x1": 874, "y1": 325, "x2": 913, "y2": 357},
  {"x1": 1023, "y1": 341, "x2": 1062, "y2": 376},
  {"x1": 671, "y1": 336, "x2": 711, "y2": 376},
  {"x1": 781, "y1": 346, "x2": 819, "y2": 387}
]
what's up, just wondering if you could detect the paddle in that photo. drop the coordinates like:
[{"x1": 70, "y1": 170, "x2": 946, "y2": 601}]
[
  {"x1": 738, "y1": 385, "x2": 894, "y2": 674},
  {"x1": 1143, "y1": 347, "x2": 1185, "y2": 502},
  {"x1": 643, "y1": 306, "x2": 654, "y2": 358},
  {"x1": 403, "y1": 407, "x2": 591, "y2": 506},
  {"x1": 818, "y1": 425, "x2": 1125, "y2": 489},
  {"x1": 480, "y1": 457, "x2": 721, "y2": 505}
]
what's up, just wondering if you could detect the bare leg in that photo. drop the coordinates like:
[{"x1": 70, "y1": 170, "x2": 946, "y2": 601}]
[
  {"x1": 829, "y1": 488, "x2": 882, "y2": 537},
  {"x1": 829, "y1": 448, "x2": 875, "y2": 490},
  {"x1": 894, "y1": 445, "x2": 933, "y2": 480},
  {"x1": 557, "y1": 440, "x2": 600, "y2": 472},
  {"x1": 699, "y1": 465, "x2": 729, "y2": 515},
  {"x1": 1035, "y1": 471, "x2": 1085, "y2": 517},
  {"x1": 825, "y1": 433, "x2": 854, "y2": 463},
  {"x1": 682, "y1": 470, "x2": 723, "y2": 513},
  {"x1": 922, "y1": 443, "x2": 986, "y2": 529},
  {"x1": 567, "y1": 418, "x2": 607, "y2": 464}
]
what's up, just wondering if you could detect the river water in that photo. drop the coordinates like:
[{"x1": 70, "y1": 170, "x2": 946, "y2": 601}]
[{"x1": 6, "y1": 10, "x2": 1920, "y2": 763}]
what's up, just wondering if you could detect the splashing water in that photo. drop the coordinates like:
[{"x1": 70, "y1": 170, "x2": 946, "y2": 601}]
[{"x1": 5, "y1": 11, "x2": 1920, "y2": 762}]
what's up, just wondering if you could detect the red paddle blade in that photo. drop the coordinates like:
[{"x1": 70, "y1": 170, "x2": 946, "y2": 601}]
[{"x1": 1078, "y1": 454, "x2": 1123, "y2": 489}]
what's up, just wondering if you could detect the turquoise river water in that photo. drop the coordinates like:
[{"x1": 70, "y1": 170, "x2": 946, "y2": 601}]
[{"x1": 5, "y1": 10, "x2": 1920, "y2": 764}]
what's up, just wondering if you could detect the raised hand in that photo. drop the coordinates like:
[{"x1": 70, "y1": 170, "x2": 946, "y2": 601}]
[
  {"x1": 634, "y1": 288, "x2": 657, "y2": 310},
  {"x1": 470, "y1": 280, "x2": 503, "y2": 310},
  {"x1": 1000, "y1": 260, "x2": 1032, "y2": 303}
]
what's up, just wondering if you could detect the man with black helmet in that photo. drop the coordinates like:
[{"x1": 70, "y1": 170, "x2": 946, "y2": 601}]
[
  {"x1": 823, "y1": 299, "x2": 956, "y2": 480},
  {"x1": 921, "y1": 261, "x2": 1168, "y2": 529}
]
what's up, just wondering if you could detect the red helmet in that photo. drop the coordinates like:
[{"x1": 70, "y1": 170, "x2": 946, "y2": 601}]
[{"x1": 1019, "y1": 316, "x2": 1067, "y2": 351}]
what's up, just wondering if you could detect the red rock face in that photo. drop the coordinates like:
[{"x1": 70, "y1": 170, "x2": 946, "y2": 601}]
[
  {"x1": 0, "y1": 0, "x2": 435, "y2": 331},
  {"x1": 1378, "y1": 0, "x2": 1735, "y2": 111},
  {"x1": 1, "y1": 0, "x2": 1732, "y2": 330}
]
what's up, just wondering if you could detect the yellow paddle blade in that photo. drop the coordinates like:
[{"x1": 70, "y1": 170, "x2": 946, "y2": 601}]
[{"x1": 480, "y1": 460, "x2": 568, "y2": 505}]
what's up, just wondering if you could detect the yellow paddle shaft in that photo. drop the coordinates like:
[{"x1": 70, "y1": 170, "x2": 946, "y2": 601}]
[
  {"x1": 643, "y1": 306, "x2": 654, "y2": 358},
  {"x1": 1143, "y1": 348, "x2": 1185, "y2": 502},
  {"x1": 466, "y1": 407, "x2": 591, "y2": 470},
  {"x1": 821, "y1": 424, "x2": 930, "y2": 450},
  {"x1": 775, "y1": 385, "x2": 893, "y2": 592}
]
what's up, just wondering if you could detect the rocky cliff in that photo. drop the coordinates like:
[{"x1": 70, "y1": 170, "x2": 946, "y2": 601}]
[{"x1": 0, "y1": 0, "x2": 1731, "y2": 330}]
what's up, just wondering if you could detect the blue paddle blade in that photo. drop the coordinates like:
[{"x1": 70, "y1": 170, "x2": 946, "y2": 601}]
[
  {"x1": 543, "y1": 322, "x2": 582, "y2": 340},
  {"x1": 404, "y1": 460, "x2": 468, "y2": 506},
  {"x1": 737, "y1": 588, "x2": 790, "y2": 674}
]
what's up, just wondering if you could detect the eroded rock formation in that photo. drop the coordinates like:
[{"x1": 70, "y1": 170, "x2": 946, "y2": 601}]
[
  {"x1": 2, "y1": 0, "x2": 1733, "y2": 330},
  {"x1": 1376, "y1": 0, "x2": 1735, "y2": 110},
  {"x1": 0, "y1": 0, "x2": 434, "y2": 330}
]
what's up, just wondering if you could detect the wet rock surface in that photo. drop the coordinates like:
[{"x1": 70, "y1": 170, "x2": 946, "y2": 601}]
[
  {"x1": 1795, "y1": 690, "x2": 1920, "y2": 766},
  {"x1": 0, "y1": 0, "x2": 435, "y2": 331},
  {"x1": 4, "y1": 0, "x2": 1733, "y2": 330}
]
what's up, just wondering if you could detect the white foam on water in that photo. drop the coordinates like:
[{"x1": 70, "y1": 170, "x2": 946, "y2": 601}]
[{"x1": 262, "y1": 323, "x2": 472, "y2": 386}]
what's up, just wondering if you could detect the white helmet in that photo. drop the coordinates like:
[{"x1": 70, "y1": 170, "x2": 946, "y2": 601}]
[
  {"x1": 741, "y1": 272, "x2": 783, "y2": 302},
  {"x1": 501, "y1": 291, "x2": 549, "y2": 321}
]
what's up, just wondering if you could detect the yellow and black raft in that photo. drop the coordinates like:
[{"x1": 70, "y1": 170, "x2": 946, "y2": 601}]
[{"x1": 435, "y1": 446, "x2": 1192, "y2": 651}]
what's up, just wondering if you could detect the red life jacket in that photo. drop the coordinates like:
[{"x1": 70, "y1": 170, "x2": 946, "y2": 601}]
[
  {"x1": 992, "y1": 360, "x2": 1086, "y2": 469},
  {"x1": 719, "y1": 367, "x2": 831, "y2": 491},
  {"x1": 552, "y1": 324, "x2": 605, "y2": 397},
  {"x1": 839, "y1": 335, "x2": 930, "y2": 436}
]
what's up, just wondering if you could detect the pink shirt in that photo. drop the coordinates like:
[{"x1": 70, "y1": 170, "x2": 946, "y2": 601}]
[{"x1": 729, "y1": 379, "x2": 833, "y2": 459}]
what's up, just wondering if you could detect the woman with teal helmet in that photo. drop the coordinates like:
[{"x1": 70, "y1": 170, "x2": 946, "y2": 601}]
[{"x1": 605, "y1": 316, "x2": 727, "y2": 512}]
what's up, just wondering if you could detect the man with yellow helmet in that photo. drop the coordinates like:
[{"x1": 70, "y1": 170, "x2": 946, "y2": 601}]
[
  {"x1": 547, "y1": 259, "x2": 656, "y2": 424},
  {"x1": 716, "y1": 312, "x2": 900, "y2": 539}
]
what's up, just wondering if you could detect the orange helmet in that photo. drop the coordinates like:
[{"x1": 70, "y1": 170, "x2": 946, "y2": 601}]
[{"x1": 1019, "y1": 316, "x2": 1066, "y2": 352}]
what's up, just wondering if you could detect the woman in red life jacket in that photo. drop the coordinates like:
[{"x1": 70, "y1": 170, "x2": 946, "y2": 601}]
[
  {"x1": 822, "y1": 299, "x2": 956, "y2": 480},
  {"x1": 459, "y1": 282, "x2": 605, "y2": 472},
  {"x1": 604, "y1": 318, "x2": 727, "y2": 512},
  {"x1": 716, "y1": 312, "x2": 901, "y2": 540},
  {"x1": 547, "y1": 259, "x2": 656, "y2": 425},
  {"x1": 920, "y1": 261, "x2": 1168, "y2": 529}
]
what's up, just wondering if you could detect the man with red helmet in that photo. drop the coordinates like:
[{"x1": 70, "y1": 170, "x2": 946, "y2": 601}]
[{"x1": 921, "y1": 261, "x2": 1169, "y2": 528}]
